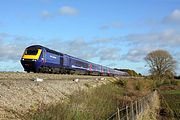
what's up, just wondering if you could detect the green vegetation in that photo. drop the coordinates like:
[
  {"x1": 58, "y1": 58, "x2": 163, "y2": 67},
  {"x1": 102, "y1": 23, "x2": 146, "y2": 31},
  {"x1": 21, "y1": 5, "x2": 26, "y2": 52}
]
[
  {"x1": 161, "y1": 89, "x2": 180, "y2": 94},
  {"x1": 23, "y1": 78, "x2": 154, "y2": 120},
  {"x1": 159, "y1": 82, "x2": 180, "y2": 120}
]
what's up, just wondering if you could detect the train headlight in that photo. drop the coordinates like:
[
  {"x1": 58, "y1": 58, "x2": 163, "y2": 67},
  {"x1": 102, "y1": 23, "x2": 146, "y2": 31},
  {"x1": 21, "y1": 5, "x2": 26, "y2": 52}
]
[
  {"x1": 22, "y1": 59, "x2": 24, "y2": 61},
  {"x1": 32, "y1": 59, "x2": 37, "y2": 61}
]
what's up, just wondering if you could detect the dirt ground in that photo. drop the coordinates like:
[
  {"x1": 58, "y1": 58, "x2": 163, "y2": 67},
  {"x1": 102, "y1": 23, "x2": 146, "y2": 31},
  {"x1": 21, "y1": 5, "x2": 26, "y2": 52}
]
[{"x1": 0, "y1": 72, "x2": 109, "y2": 120}]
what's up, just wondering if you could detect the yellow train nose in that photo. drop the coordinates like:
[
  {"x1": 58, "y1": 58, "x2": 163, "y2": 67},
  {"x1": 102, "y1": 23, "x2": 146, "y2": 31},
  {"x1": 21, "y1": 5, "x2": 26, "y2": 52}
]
[{"x1": 22, "y1": 49, "x2": 42, "y2": 60}]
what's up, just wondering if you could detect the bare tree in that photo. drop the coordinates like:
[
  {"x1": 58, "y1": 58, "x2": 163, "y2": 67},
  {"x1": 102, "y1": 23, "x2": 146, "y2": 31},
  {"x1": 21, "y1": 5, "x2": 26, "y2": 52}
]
[{"x1": 145, "y1": 50, "x2": 177, "y2": 79}]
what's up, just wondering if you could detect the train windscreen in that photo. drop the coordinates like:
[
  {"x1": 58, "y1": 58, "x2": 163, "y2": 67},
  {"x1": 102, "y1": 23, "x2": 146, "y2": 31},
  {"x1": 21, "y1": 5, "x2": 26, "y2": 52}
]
[{"x1": 24, "y1": 49, "x2": 38, "y2": 55}]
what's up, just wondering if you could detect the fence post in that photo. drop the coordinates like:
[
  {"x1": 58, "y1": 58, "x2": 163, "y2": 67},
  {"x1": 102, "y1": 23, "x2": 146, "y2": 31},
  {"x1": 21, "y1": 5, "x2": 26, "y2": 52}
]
[
  {"x1": 117, "y1": 107, "x2": 120, "y2": 120},
  {"x1": 139, "y1": 99, "x2": 142, "y2": 113},
  {"x1": 138, "y1": 100, "x2": 140, "y2": 114},
  {"x1": 142, "y1": 97, "x2": 145, "y2": 112},
  {"x1": 131, "y1": 102, "x2": 135, "y2": 120},
  {"x1": 141, "y1": 99, "x2": 143, "y2": 113},
  {"x1": 126, "y1": 106, "x2": 129, "y2": 120},
  {"x1": 135, "y1": 101, "x2": 138, "y2": 118}
]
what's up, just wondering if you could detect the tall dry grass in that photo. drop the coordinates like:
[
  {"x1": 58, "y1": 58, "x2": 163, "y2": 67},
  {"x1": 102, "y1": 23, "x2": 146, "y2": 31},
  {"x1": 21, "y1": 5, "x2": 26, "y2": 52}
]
[
  {"x1": 23, "y1": 83, "x2": 125, "y2": 120},
  {"x1": 23, "y1": 78, "x2": 155, "y2": 120}
]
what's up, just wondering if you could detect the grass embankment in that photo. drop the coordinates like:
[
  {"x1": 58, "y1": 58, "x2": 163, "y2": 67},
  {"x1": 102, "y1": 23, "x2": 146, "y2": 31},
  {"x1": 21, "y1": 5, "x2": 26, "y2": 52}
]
[
  {"x1": 23, "y1": 77, "x2": 154, "y2": 120},
  {"x1": 158, "y1": 80, "x2": 180, "y2": 120}
]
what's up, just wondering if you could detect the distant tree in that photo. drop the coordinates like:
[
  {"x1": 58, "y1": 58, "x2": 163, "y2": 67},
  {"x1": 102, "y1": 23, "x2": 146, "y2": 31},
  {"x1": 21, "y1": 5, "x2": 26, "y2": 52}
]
[{"x1": 145, "y1": 50, "x2": 177, "y2": 79}]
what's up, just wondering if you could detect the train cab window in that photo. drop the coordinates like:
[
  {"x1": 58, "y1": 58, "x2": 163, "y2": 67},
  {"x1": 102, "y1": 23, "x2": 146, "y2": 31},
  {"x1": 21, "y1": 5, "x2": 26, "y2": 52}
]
[{"x1": 25, "y1": 49, "x2": 38, "y2": 55}]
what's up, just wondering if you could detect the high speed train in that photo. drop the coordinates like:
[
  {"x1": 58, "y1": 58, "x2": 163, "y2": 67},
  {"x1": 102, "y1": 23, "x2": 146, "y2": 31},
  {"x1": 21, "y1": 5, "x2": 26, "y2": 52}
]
[{"x1": 20, "y1": 45, "x2": 128, "y2": 76}]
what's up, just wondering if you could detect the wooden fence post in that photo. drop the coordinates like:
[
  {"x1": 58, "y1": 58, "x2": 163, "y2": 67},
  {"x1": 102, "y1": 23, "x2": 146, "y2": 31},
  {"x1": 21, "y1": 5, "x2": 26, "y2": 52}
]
[
  {"x1": 142, "y1": 98, "x2": 145, "y2": 112},
  {"x1": 117, "y1": 107, "x2": 120, "y2": 120},
  {"x1": 131, "y1": 102, "x2": 135, "y2": 120},
  {"x1": 139, "y1": 99, "x2": 142, "y2": 113},
  {"x1": 126, "y1": 106, "x2": 129, "y2": 120},
  {"x1": 135, "y1": 101, "x2": 138, "y2": 118}
]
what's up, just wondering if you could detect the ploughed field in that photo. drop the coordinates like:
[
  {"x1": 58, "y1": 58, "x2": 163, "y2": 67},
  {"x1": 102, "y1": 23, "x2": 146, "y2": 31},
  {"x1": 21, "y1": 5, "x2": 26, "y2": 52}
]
[{"x1": 0, "y1": 72, "x2": 109, "y2": 120}]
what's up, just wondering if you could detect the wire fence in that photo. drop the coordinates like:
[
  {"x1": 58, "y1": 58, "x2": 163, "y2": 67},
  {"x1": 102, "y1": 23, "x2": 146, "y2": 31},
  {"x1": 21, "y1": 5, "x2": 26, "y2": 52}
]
[{"x1": 107, "y1": 90, "x2": 157, "y2": 120}]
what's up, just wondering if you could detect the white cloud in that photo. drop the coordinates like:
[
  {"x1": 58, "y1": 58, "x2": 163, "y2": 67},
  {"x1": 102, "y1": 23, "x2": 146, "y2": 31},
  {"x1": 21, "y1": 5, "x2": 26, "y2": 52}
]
[
  {"x1": 59, "y1": 6, "x2": 78, "y2": 16},
  {"x1": 0, "y1": 33, "x2": 39, "y2": 62},
  {"x1": 121, "y1": 46, "x2": 158, "y2": 62},
  {"x1": 100, "y1": 22, "x2": 122, "y2": 30},
  {"x1": 40, "y1": 6, "x2": 78, "y2": 19},
  {"x1": 41, "y1": 10, "x2": 52, "y2": 19},
  {"x1": 163, "y1": 9, "x2": 180, "y2": 24},
  {"x1": 47, "y1": 38, "x2": 122, "y2": 62},
  {"x1": 47, "y1": 38, "x2": 97, "y2": 60},
  {"x1": 99, "y1": 48, "x2": 121, "y2": 61},
  {"x1": 0, "y1": 43, "x2": 21, "y2": 61},
  {"x1": 174, "y1": 52, "x2": 180, "y2": 71},
  {"x1": 127, "y1": 29, "x2": 180, "y2": 46},
  {"x1": 92, "y1": 38, "x2": 114, "y2": 44}
]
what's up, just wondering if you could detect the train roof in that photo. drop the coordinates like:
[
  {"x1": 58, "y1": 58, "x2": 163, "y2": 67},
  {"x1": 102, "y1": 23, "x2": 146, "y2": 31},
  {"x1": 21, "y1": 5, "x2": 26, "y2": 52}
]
[{"x1": 27, "y1": 45, "x2": 63, "y2": 56}]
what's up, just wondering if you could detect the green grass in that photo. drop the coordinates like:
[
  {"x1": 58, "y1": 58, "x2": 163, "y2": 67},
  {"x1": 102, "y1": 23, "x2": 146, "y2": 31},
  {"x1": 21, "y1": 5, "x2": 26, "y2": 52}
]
[
  {"x1": 161, "y1": 89, "x2": 180, "y2": 94},
  {"x1": 160, "y1": 89, "x2": 180, "y2": 120}
]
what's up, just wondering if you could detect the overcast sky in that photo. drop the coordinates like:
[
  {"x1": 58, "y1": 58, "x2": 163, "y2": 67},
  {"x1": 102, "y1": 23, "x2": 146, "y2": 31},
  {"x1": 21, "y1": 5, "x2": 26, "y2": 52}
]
[{"x1": 0, "y1": 0, "x2": 180, "y2": 75}]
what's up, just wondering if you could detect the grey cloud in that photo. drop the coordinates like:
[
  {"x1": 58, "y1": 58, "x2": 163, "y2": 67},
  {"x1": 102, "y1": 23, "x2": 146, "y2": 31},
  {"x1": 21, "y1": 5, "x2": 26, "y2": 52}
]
[{"x1": 163, "y1": 9, "x2": 180, "y2": 24}]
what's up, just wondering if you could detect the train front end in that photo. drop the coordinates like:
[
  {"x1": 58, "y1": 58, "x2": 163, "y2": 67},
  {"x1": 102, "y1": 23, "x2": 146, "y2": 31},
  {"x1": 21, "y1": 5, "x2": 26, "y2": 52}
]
[{"x1": 21, "y1": 46, "x2": 43, "y2": 73}]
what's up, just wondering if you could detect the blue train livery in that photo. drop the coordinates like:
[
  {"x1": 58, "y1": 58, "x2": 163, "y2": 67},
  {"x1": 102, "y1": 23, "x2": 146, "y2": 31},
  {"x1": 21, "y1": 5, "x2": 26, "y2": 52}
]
[{"x1": 21, "y1": 45, "x2": 128, "y2": 76}]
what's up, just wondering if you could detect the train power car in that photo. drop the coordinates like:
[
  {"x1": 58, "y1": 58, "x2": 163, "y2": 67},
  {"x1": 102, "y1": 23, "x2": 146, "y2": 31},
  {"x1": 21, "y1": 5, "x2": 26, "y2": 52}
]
[{"x1": 20, "y1": 45, "x2": 127, "y2": 76}]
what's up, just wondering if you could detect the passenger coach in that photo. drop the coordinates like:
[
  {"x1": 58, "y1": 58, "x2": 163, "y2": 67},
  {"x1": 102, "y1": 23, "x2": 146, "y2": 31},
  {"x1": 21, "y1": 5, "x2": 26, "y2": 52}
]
[{"x1": 21, "y1": 45, "x2": 128, "y2": 76}]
